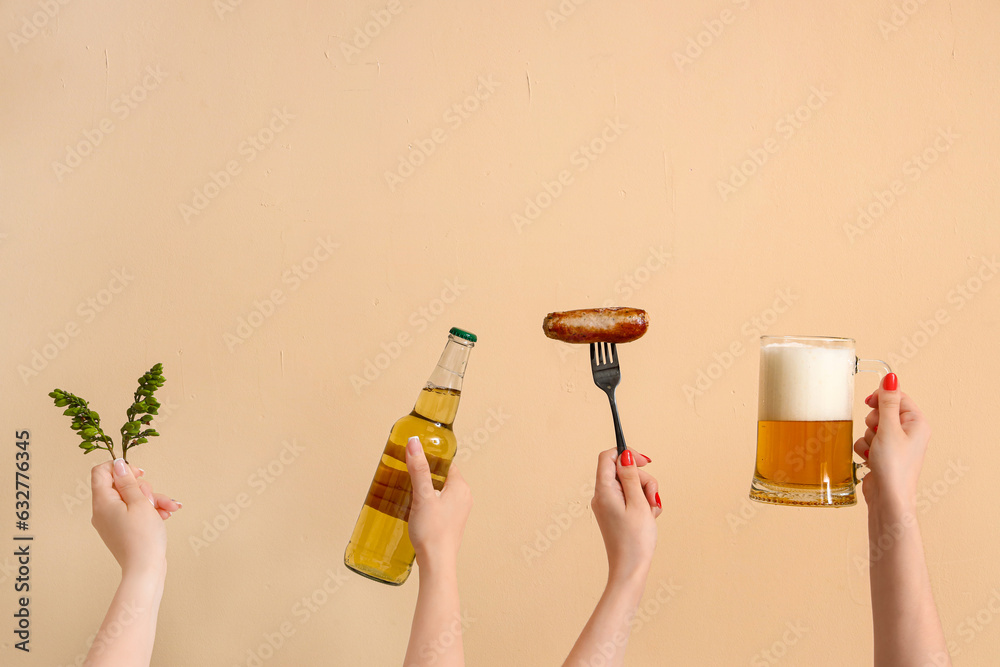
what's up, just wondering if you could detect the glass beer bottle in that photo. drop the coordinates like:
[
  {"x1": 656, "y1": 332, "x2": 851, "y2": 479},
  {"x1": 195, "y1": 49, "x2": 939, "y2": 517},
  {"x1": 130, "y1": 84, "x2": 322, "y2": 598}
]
[{"x1": 344, "y1": 327, "x2": 477, "y2": 585}]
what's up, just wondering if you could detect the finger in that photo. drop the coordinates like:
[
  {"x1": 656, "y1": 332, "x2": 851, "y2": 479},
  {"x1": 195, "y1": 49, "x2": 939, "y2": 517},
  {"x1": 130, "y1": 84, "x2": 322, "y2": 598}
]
[
  {"x1": 111, "y1": 458, "x2": 151, "y2": 508},
  {"x1": 138, "y1": 481, "x2": 156, "y2": 507},
  {"x1": 404, "y1": 437, "x2": 435, "y2": 501},
  {"x1": 596, "y1": 449, "x2": 619, "y2": 489},
  {"x1": 636, "y1": 469, "x2": 662, "y2": 516},
  {"x1": 152, "y1": 493, "x2": 182, "y2": 512},
  {"x1": 853, "y1": 437, "x2": 869, "y2": 458},
  {"x1": 130, "y1": 464, "x2": 145, "y2": 479},
  {"x1": 864, "y1": 428, "x2": 876, "y2": 444},
  {"x1": 442, "y1": 464, "x2": 469, "y2": 497},
  {"x1": 91, "y1": 462, "x2": 120, "y2": 508},
  {"x1": 157, "y1": 508, "x2": 172, "y2": 520},
  {"x1": 876, "y1": 373, "x2": 901, "y2": 429},
  {"x1": 898, "y1": 391, "x2": 923, "y2": 418},
  {"x1": 638, "y1": 472, "x2": 661, "y2": 516},
  {"x1": 864, "y1": 409, "x2": 880, "y2": 431},
  {"x1": 634, "y1": 452, "x2": 652, "y2": 467},
  {"x1": 615, "y1": 449, "x2": 646, "y2": 508}
]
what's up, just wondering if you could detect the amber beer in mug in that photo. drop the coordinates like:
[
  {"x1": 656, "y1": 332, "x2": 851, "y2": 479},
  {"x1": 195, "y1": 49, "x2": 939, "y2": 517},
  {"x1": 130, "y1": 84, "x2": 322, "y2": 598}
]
[{"x1": 750, "y1": 336, "x2": 889, "y2": 507}]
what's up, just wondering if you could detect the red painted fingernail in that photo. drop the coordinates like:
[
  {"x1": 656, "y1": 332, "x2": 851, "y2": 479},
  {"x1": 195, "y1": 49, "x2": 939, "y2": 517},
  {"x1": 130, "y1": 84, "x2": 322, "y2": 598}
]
[
  {"x1": 621, "y1": 450, "x2": 634, "y2": 467},
  {"x1": 864, "y1": 394, "x2": 872, "y2": 403},
  {"x1": 655, "y1": 492, "x2": 661, "y2": 509},
  {"x1": 873, "y1": 425, "x2": 878, "y2": 434},
  {"x1": 864, "y1": 449, "x2": 870, "y2": 458},
  {"x1": 639, "y1": 452, "x2": 652, "y2": 462},
  {"x1": 883, "y1": 373, "x2": 898, "y2": 391}
]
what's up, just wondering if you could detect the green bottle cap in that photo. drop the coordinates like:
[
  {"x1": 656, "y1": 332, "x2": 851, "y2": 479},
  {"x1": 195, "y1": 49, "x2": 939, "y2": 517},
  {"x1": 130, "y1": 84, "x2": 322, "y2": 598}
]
[{"x1": 449, "y1": 327, "x2": 477, "y2": 343}]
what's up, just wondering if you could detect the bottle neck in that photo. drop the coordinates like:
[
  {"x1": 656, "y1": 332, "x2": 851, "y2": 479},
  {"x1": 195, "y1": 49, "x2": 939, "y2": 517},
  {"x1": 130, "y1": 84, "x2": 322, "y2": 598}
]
[{"x1": 412, "y1": 335, "x2": 473, "y2": 426}]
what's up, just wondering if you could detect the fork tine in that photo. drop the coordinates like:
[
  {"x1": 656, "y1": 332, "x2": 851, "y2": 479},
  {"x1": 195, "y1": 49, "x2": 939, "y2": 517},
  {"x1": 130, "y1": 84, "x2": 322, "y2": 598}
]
[
  {"x1": 590, "y1": 342, "x2": 597, "y2": 367},
  {"x1": 603, "y1": 342, "x2": 611, "y2": 366},
  {"x1": 610, "y1": 342, "x2": 617, "y2": 364}
]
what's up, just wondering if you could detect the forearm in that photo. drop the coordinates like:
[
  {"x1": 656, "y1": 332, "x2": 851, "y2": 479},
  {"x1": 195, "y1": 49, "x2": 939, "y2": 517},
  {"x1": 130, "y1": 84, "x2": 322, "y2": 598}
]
[
  {"x1": 85, "y1": 564, "x2": 166, "y2": 667},
  {"x1": 562, "y1": 573, "x2": 646, "y2": 667},
  {"x1": 869, "y1": 496, "x2": 949, "y2": 667},
  {"x1": 403, "y1": 561, "x2": 465, "y2": 667}
]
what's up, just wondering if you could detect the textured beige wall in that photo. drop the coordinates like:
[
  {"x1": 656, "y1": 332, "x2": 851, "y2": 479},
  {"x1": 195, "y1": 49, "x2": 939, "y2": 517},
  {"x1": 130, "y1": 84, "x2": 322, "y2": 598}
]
[{"x1": 2, "y1": 0, "x2": 998, "y2": 664}]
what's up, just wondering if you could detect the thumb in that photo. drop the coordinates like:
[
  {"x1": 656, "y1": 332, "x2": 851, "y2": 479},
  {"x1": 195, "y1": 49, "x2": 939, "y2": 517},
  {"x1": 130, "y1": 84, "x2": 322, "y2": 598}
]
[
  {"x1": 615, "y1": 449, "x2": 645, "y2": 508},
  {"x1": 876, "y1": 373, "x2": 901, "y2": 430},
  {"x1": 404, "y1": 437, "x2": 435, "y2": 502},
  {"x1": 112, "y1": 458, "x2": 150, "y2": 508}
]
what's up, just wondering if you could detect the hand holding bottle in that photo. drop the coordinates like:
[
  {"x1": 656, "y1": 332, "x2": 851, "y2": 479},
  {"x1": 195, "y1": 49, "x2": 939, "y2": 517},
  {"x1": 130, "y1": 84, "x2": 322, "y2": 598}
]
[{"x1": 404, "y1": 436, "x2": 472, "y2": 574}]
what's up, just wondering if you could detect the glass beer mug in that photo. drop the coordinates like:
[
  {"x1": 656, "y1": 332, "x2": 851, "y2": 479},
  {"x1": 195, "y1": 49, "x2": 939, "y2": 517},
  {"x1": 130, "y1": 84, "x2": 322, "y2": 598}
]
[{"x1": 749, "y1": 335, "x2": 890, "y2": 507}]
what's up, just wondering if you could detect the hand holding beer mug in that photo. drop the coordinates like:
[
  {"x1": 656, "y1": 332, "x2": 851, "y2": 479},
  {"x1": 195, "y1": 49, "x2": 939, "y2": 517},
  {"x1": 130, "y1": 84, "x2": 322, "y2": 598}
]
[{"x1": 750, "y1": 336, "x2": 890, "y2": 507}]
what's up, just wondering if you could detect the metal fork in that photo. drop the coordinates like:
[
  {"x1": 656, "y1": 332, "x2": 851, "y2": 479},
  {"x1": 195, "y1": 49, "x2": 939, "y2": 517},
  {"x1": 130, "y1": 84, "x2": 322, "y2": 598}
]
[{"x1": 590, "y1": 342, "x2": 627, "y2": 456}]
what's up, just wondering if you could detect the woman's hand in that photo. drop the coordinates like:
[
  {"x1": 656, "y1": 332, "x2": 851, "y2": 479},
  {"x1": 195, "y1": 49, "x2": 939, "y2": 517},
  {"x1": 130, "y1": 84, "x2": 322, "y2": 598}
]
[
  {"x1": 402, "y1": 436, "x2": 471, "y2": 667},
  {"x1": 405, "y1": 436, "x2": 472, "y2": 575},
  {"x1": 561, "y1": 448, "x2": 660, "y2": 667},
  {"x1": 91, "y1": 459, "x2": 182, "y2": 578},
  {"x1": 854, "y1": 372, "x2": 931, "y2": 510},
  {"x1": 591, "y1": 448, "x2": 660, "y2": 586}
]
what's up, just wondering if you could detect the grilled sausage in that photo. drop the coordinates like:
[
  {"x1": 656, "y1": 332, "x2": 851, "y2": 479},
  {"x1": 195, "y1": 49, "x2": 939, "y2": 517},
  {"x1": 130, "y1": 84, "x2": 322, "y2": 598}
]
[{"x1": 542, "y1": 307, "x2": 649, "y2": 344}]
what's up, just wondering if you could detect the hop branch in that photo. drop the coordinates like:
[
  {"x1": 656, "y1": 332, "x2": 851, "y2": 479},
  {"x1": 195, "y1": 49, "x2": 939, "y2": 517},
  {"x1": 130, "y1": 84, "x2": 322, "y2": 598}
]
[{"x1": 49, "y1": 363, "x2": 165, "y2": 463}]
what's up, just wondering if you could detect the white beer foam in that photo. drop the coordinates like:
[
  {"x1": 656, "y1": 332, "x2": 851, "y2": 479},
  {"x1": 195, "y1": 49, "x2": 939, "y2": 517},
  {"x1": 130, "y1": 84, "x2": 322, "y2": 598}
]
[{"x1": 758, "y1": 342, "x2": 855, "y2": 422}]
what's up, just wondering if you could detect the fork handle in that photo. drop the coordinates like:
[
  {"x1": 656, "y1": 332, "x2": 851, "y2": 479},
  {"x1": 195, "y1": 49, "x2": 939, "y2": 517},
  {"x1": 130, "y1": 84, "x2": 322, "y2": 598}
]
[{"x1": 606, "y1": 392, "x2": 627, "y2": 456}]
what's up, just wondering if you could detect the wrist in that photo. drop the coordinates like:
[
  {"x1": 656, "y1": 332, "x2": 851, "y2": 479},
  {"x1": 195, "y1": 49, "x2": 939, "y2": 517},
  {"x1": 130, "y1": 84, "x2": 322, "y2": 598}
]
[
  {"x1": 122, "y1": 557, "x2": 167, "y2": 585},
  {"x1": 415, "y1": 553, "x2": 459, "y2": 583},
  {"x1": 606, "y1": 565, "x2": 650, "y2": 597},
  {"x1": 869, "y1": 487, "x2": 917, "y2": 519}
]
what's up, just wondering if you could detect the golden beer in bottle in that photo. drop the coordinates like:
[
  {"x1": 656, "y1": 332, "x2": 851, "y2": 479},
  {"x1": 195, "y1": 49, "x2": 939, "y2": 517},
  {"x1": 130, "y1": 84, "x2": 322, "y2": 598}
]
[{"x1": 344, "y1": 327, "x2": 476, "y2": 585}]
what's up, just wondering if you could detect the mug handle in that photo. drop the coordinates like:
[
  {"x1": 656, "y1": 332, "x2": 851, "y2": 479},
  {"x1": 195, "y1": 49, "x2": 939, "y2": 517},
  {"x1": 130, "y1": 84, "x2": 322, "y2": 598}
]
[{"x1": 852, "y1": 357, "x2": 892, "y2": 484}]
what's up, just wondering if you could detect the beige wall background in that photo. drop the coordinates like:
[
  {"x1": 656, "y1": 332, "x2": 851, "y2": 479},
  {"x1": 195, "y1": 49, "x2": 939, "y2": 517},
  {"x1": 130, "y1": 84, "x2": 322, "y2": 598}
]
[{"x1": 2, "y1": 0, "x2": 998, "y2": 664}]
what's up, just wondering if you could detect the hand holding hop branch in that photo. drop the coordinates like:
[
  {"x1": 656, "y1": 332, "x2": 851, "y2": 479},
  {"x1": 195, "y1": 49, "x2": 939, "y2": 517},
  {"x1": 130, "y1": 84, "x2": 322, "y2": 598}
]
[{"x1": 49, "y1": 363, "x2": 165, "y2": 463}]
